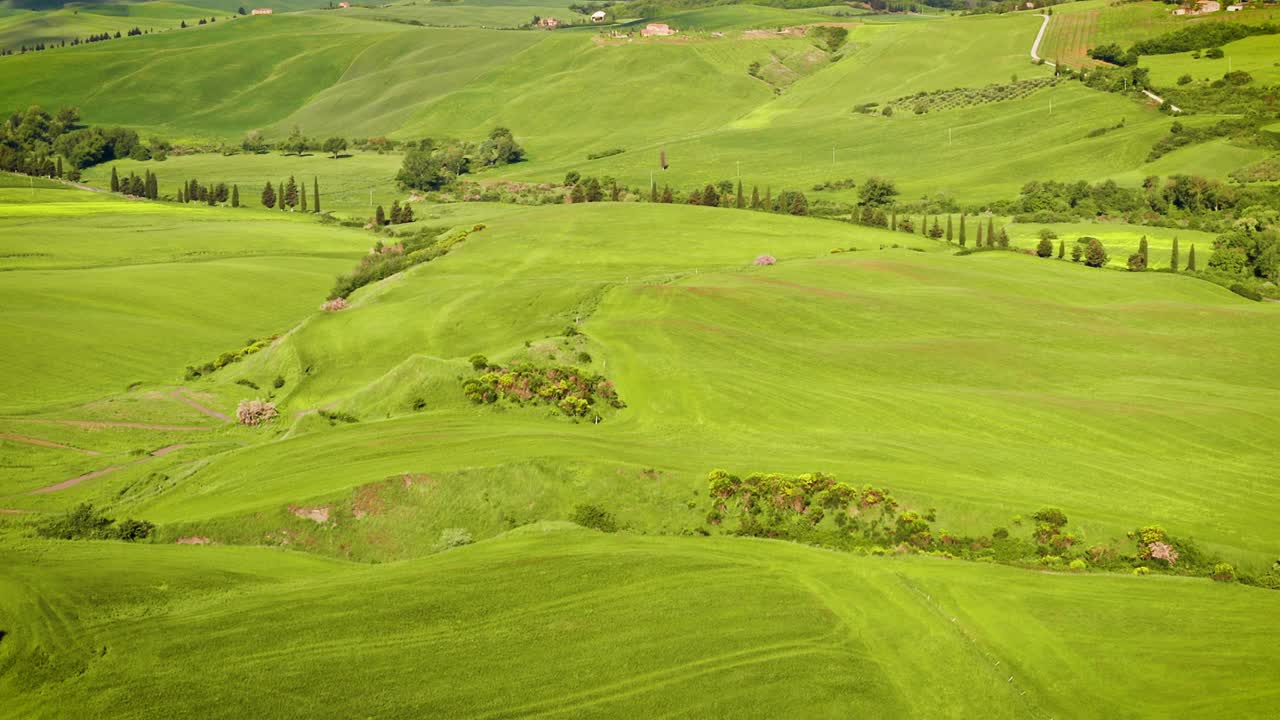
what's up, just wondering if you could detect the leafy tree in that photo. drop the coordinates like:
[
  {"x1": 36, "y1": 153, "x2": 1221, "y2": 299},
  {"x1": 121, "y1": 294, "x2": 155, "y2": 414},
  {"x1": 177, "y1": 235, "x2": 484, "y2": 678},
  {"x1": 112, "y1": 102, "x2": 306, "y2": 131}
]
[
  {"x1": 1170, "y1": 236, "x2": 1179, "y2": 272},
  {"x1": 260, "y1": 181, "x2": 275, "y2": 208},
  {"x1": 1084, "y1": 237, "x2": 1108, "y2": 267},
  {"x1": 564, "y1": 171, "x2": 580, "y2": 186},
  {"x1": 584, "y1": 177, "x2": 603, "y2": 202},
  {"x1": 396, "y1": 148, "x2": 445, "y2": 191},
  {"x1": 282, "y1": 126, "x2": 308, "y2": 156},
  {"x1": 858, "y1": 177, "x2": 897, "y2": 207},
  {"x1": 477, "y1": 127, "x2": 525, "y2": 167},
  {"x1": 1071, "y1": 243, "x2": 1083, "y2": 262},
  {"x1": 1127, "y1": 252, "x2": 1147, "y2": 272},
  {"x1": 232, "y1": 184, "x2": 240, "y2": 208},
  {"x1": 241, "y1": 130, "x2": 268, "y2": 153},
  {"x1": 322, "y1": 136, "x2": 348, "y2": 158},
  {"x1": 1036, "y1": 238, "x2": 1054, "y2": 257}
]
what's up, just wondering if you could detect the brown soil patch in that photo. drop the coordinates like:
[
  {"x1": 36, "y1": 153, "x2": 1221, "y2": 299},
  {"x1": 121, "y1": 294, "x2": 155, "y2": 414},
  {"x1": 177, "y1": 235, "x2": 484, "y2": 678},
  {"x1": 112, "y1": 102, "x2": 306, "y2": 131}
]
[
  {"x1": 352, "y1": 482, "x2": 389, "y2": 519},
  {"x1": 0, "y1": 509, "x2": 31, "y2": 514},
  {"x1": 171, "y1": 390, "x2": 232, "y2": 423},
  {"x1": 0, "y1": 433, "x2": 100, "y2": 455},
  {"x1": 402, "y1": 473, "x2": 433, "y2": 489},
  {"x1": 150, "y1": 444, "x2": 189, "y2": 457},
  {"x1": 289, "y1": 505, "x2": 331, "y2": 523},
  {"x1": 176, "y1": 536, "x2": 212, "y2": 545}
]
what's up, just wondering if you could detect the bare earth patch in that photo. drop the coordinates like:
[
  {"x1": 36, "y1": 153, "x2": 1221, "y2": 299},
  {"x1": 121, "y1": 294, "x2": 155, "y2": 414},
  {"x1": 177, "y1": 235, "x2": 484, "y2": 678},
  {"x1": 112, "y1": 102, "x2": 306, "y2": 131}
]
[
  {"x1": 176, "y1": 536, "x2": 212, "y2": 545},
  {"x1": 290, "y1": 505, "x2": 331, "y2": 523}
]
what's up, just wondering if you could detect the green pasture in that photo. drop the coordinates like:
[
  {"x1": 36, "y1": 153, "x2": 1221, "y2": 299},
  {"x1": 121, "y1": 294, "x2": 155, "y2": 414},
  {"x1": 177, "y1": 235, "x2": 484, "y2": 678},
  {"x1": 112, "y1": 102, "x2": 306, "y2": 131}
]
[
  {"x1": 332, "y1": 2, "x2": 570, "y2": 28},
  {"x1": 42, "y1": 202, "x2": 1263, "y2": 572},
  {"x1": 0, "y1": 178, "x2": 368, "y2": 412},
  {"x1": 1142, "y1": 35, "x2": 1280, "y2": 87},
  {"x1": 2, "y1": 529, "x2": 1277, "y2": 719},
  {"x1": 0, "y1": 1, "x2": 224, "y2": 50}
]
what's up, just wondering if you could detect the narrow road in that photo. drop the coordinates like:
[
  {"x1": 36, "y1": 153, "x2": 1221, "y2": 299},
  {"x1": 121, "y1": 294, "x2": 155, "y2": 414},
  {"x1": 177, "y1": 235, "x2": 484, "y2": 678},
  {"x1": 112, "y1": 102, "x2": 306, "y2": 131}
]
[{"x1": 1029, "y1": 13, "x2": 1180, "y2": 113}]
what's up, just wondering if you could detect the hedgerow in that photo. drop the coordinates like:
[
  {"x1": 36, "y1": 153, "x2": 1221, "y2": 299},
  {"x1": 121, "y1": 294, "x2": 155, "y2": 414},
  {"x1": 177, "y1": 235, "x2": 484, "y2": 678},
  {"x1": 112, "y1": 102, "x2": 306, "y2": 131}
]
[
  {"x1": 185, "y1": 336, "x2": 278, "y2": 380},
  {"x1": 878, "y1": 77, "x2": 1061, "y2": 115},
  {"x1": 701, "y1": 470, "x2": 1279, "y2": 590},
  {"x1": 328, "y1": 224, "x2": 479, "y2": 300},
  {"x1": 35, "y1": 503, "x2": 154, "y2": 541}
]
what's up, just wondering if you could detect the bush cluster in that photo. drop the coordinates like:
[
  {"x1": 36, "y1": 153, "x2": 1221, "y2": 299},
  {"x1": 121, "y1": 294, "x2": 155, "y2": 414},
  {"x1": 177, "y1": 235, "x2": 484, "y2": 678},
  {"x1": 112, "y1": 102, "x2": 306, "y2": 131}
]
[
  {"x1": 570, "y1": 504, "x2": 619, "y2": 532},
  {"x1": 329, "y1": 224, "x2": 477, "y2": 300},
  {"x1": 463, "y1": 362, "x2": 624, "y2": 420},
  {"x1": 36, "y1": 503, "x2": 154, "y2": 541},
  {"x1": 185, "y1": 336, "x2": 278, "y2": 380},
  {"x1": 880, "y1": 77, "x2": 1061, "y2": 115}
]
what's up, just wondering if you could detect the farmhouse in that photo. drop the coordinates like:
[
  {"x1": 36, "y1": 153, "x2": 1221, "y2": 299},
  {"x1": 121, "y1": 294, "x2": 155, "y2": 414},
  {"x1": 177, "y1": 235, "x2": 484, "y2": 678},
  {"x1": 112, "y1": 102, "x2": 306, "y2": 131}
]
[
  {"x1": 538, "y1": 16, "x2": 561, "y2": 29},
  {"x1": 338, "y1": 1, "x2": 349, "y2": 7},
  {"x1": 1226, "y1": 2, "x2": 1243, "y2": 9},
  {"x1": 591, "y1": 10, "x2": 607, "y2": 22},
  {"x1": 1195, "y1": 0, "x2": 1221, "y2": 11},
  {"x1": 250, "y1": 7, "x2": 272, "y2": 14},
  {"x1": 641, "y1": 22, "x2": 675, "y2": 37}
]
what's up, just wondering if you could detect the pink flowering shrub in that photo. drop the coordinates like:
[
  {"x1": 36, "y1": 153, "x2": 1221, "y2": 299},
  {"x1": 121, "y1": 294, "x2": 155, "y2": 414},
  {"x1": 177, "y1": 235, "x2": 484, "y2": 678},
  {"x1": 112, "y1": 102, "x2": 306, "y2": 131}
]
[
  {"x1": 1147, "y1": 541, "x2": 1179, "y2": 566},
  {"x1": 753, "y1": 254, "x2": 777, "y2": 266},
  {"x1": 236, "y1": 400, "x2": 278, "y2": 426},
  {"x1": 321, "y1": 297, "x2": 349, "y2": 312}
]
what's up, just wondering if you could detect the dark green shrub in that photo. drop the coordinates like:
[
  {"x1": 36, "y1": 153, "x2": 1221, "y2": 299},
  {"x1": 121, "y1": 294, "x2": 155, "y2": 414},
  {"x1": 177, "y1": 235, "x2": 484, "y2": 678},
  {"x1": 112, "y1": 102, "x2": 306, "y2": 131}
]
[
  {"x1": 570, "y1": 504, "x2": 618, "y2": 533},
  {"x1": 35, "y1": 503, "x2": 154, "y2": 541},
  {"x1": 576, "y1": 351, "x2": 592, "y2": 364},
  {"x1": 1230, "y1": 283, "x2": 1262, "y2": 301},
  {"x1": 1036, "y1": 238, "x2": 1054, "y2": 257},
  {"x1": 272, "y1": 375, "x2": 286, "y2": 389},
  {"x1": 235, "y1": 378, "x2": 259, "y2": 390},
  {"x1": 469, "y1": 354, "x2": 490, "y2": 371}
]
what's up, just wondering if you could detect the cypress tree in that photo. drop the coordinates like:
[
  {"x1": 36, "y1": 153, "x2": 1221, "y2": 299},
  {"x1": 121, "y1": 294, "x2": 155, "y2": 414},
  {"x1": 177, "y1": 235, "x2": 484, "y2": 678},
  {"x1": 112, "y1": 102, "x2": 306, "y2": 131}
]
[
  {"x1": 300, "y1": 180, "x2": 308, "y2": 212},
  {"x1": 56, "y1": 157, "x2": 63, "y2": 179},
  {"x1": 661, "y1": 185, "x2": 673, "y2": 203},
  {"x1": 278, "y1": 182, "x2": 285, "y2": 211},
  {"x1": 650, "y1": 179, "x2": 657, "y2": 203},
  {"x1": 958, "y1": 213, "x2": 967, "y2": 246},
  {"x1": 390, "y1": 200, "x2": 401, "y2": 224},
  {"x1": 736, "y1": 179, "x2": 744, "y2": 209},
  {"x1": 946, "y1": 215, "x2": 954, "y2": 243},
  {"x1": 1138, "y1": 235, "x2": 1149, "y2": 265},
  {"x1": 987, "y1": 216, "x2": 995, "y2": 244},
  {"x1": 1187, "y1": 244, "x2": 1197, "y2": 272},
  {"x1": 110, "y1": 166, "x2": 119, "y2": 192},
  {"x1": 284, "y1": 176, "x2": 298, "y2": 209},
  {"x1": 750, "y1": 185, "x2": 760, "y2": 210},
  {"x1": 148, "y1": 171, "x2": 158, "y2": 199},
  {"x1": 764, "y1": 186, "x2": 772, "y2": 211},
  {"x1": 1058, "y1": 239, "x2": 1065, "y2": 259},
  {"x1": 375, "y1": 205, "x2": 386, "y2": 226},
  {"x1": 313, "y1": 176, "x2": 320, "y2": 213},
  {"x1": 400, "y1": 202, "x2": 414, "y2": 224},
  {"x1": 890, "y1": 209, "x2": 897, "y2": 231},
  {"x1": 920, "y1": 215, "x2": 927, "y2": 236},
  {"x1": 177, "y1": 187, "x2": 185, "y2": 204},
  {"x1": 261, "y1": 181, "x2": 275, "y2": 209},
  {"x1": 1170, "y1": 236, "x2": 1179, "y2": 272},
  {"x1": 232, "y1": 184, "x2": 240, "y2": 208},
  {"x1": 976, "y1": 223, "x2": 983, "y2": 247}
]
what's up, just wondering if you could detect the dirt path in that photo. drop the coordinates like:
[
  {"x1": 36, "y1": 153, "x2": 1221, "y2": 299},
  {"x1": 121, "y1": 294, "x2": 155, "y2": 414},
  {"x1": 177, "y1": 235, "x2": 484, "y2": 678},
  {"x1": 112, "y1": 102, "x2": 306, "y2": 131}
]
[
  {"x1": 172, "y1": 390, "x2": 232, "y2": 423},
  {"x1": 8, "y1": 418, "x2": 211, "y2": 431},
  {"x1": 0, "y1": 433, "x2": 100, "y2": 455},
  {"x1": 25, "y1": 444, "x2": 190, "y2": 495},
  {"x1": 29, "y1": 465, "x2": 126, "y2": 494}
]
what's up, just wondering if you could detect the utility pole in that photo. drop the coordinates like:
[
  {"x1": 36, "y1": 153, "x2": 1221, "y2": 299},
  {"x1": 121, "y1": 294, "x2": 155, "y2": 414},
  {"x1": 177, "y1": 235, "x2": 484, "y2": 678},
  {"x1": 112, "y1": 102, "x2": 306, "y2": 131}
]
[
  {"x1": 948, "y1": 128, "x2": 953, "y2": 146},
  {"x1": 831, "y1": 145, "x2": 836, "y2": 166}
]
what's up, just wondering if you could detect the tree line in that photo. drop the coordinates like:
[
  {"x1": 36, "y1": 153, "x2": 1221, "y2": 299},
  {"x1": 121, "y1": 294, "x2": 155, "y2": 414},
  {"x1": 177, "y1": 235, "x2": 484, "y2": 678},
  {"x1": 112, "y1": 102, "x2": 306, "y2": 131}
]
[{"x1": 1, "y1": 106, "x2": 143, "y2": 179}]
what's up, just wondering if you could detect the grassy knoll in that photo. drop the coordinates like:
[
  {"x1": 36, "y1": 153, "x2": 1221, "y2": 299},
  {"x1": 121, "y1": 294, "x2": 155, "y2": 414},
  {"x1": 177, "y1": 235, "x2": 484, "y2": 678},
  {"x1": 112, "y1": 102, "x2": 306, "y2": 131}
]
[
  {"x1": 1, "y1": 529, "x2": 1277, "y2": 719},
  {"x1": 44, "y1": 203, "x2": 1267, "y2": 572},
  {"x1": 0, "y1": 1, "x2": 223, "y2": 50},
  {"x1": 333, "y1": 2, "x2": 571, "y2": 29},
  {"x1": 0, "y1": 176, "x2": 368, "y2": 412}
]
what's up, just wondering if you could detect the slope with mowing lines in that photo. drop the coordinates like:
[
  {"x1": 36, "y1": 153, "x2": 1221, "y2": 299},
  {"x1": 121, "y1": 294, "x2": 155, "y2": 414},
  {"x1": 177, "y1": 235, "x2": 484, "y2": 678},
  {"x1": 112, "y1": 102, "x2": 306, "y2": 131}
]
[{"x1": 2, "y1": 530, "x2": 1277, "y2": 719}]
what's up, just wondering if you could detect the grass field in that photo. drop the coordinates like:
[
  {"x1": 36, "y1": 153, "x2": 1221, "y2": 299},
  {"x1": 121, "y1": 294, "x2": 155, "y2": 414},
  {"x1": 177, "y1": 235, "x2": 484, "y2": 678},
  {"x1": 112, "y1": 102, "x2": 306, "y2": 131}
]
[
  {"x1": 2, "y1": 528, "x2": 1278, "y2": 719},
  {"x1": 2, "y1": 1, "x2": 1279, "y2": 714},
  {"x1": 1141, "y1": 34, "x2": 1280, "y2": 87},
  {"x1": 0, "y1": 176, "x2": 368, "y2": 412}
]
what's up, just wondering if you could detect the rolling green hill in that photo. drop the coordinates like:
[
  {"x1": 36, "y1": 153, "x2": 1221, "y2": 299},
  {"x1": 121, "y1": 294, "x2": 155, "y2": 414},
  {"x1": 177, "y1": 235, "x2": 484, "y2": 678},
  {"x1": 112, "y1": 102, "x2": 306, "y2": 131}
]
[{"x1": 3, "y1": 528, "x2": 1278, "y2": 719}]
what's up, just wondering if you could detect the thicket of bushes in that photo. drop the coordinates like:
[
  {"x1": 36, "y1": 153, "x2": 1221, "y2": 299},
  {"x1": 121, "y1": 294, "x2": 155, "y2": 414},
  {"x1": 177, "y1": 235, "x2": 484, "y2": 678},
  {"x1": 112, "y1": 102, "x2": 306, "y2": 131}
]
[
  {"x1": 185, "y1": 336, "x2": 278, "y2": 380},
  {"x1": 701, "y1": 469, "x2": 1280, "y2": 589},
  {"x1": 328, "y1": 224, "x2": 479, "y2": 300},
  {"x1": 35, "y1": 503, "x2": 154, "y2": 541},
  {"x1": 463, "y1": 360, "x2": 624, "y2": 421}
]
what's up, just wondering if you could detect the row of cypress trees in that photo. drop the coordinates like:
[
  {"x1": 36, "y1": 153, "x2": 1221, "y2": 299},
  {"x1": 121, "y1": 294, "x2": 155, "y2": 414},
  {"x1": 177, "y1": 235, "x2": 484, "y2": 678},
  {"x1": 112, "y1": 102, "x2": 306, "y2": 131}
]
[
  {"x1": 261, "y1": 176, "x2": 321, "y2": 213},
  {"x1": 109, "y1": 166, "x2": 324, "y2": 212}
]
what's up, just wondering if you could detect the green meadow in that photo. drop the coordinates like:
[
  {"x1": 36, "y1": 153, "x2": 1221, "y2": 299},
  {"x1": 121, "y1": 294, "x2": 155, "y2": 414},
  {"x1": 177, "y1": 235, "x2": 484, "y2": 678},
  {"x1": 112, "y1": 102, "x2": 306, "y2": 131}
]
[{"x1": 2, "y1": 0, "x2": 1279, "y2": 715}]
